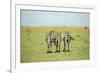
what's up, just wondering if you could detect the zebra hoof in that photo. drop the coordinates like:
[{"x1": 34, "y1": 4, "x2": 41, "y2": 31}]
[
  {"x1": 47, "y1": 51, "x2": 52, "y2": 53},
  {"x1": 47, "y1": 51, "x2": 49, "y2": 53},
  {"x1": 63, "y1": 50, "x2": 67, "y2": 52},
  {"x1": 58, "y1": 51, "x2": 60, "y2": 52},
  {"x1": 67, "y1": 50, "x2": 70, "y2": 52},
  {"x1": 49, "y1": 51, "x2": 52, "y2": 53},
  {"x1": 55, "y1": 51, "x2": 59, "y2": 53}
]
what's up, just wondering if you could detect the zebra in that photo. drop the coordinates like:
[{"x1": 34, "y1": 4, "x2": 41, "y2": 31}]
[
  {"x1": 54, "y1": 32, "x2": 62, "y2": 52},
  {"x1": 63, "y1": 32, "x2": 75, "y2": 52},
  {"x1": 45, "y1": 31, "x2": 52, "y2": 53},
  {"x1": 45, "y1": 31, "x2": 62, "y2": 53}
]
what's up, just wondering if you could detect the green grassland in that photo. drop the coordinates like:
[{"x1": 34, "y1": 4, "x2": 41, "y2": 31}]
[{"x1": 21, "y1": 26, "x2": 89, "y2": 63}]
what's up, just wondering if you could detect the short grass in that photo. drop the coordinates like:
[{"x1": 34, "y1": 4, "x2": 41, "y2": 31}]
[{"x1": 21, "y1": 26, "x2": 89, "y2": 63}]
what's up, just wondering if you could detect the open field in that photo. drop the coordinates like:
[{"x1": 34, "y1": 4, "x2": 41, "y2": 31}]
[{"x1": 21, "y1": 26, "x2": 89, "y2": 63}]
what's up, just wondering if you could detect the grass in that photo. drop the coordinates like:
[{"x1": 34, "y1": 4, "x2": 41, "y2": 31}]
[{"x1": 20, "y1": 26, "x2": 89, "y2": 63}]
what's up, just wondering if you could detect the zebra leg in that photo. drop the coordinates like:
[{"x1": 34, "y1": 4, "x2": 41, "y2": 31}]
[
  {"x1": 63, "y1": 43, "x2": 67, "y2": 52},
  {"x1": 47, "y1": 44, "x2": 50, "y2": 53},
  {"x1": 55, "y1": 44, "x2": 59, "y2": 52},
  {"x1": 47, "y1": 43, "x2": 52, "y2": 53},
  {"x1": 67, "y1": 42, "x2": 70, "y2": 52},
  {"x1": 58, "y1": 44, "x2": 60, "y2": 52},
  {"x1": 49, "y1": 43, "x2": 52, "y2": 53}
]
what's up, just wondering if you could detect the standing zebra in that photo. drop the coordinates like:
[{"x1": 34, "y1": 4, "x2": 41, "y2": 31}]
[
  {"x1": 45, "y1": 31, "x2": 52, "y2": 53},
  {"x1": 63, "y1": 32, "x2": 75, "y2": 52},
  {"x1": 45, "y1": 31, "x2": 62, "y2": 53},
  {"x1": 54, "y1": 32, "x2": 62, "y2": 52}
]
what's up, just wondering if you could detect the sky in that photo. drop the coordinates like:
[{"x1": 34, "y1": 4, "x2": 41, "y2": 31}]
[{"x1": 20, "y1": 10, "x2": 90, "y2": 26}]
